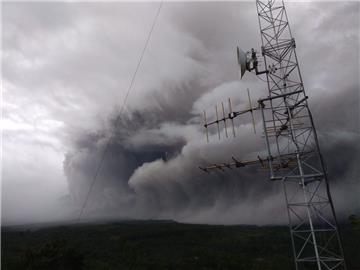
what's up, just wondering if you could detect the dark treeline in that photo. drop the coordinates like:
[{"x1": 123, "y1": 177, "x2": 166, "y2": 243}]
[{"x1": 2, "y1": 219, "x2": 360, "y2": 270}]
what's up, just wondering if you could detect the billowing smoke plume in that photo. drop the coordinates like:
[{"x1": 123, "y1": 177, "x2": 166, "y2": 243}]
[
  {"x1": 3, "y1": 2, "x2": 358, "y2": 225},
  {"x1": 63, "y1": 2, "x2": 360, "y2": 224},
  {"x1": 64, "y1": 84, "x2": 359, "y2": 224}
]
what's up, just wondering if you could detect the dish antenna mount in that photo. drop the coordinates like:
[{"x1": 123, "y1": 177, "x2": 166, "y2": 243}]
[{"x1": 237, "y1": 47, "x2": 268, "y2": 78}]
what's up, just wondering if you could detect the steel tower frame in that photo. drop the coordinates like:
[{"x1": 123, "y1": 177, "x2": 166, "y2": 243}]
[
  {"x1": 199, "y1": 0, "x2": 347, "y2": 269},
  {"x1": 256, "y1": 1, "x2": 346, "y2": 269}
]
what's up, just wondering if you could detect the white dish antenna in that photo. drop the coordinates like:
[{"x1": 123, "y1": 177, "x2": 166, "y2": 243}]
[{"x1": 236, "y1": 46, "x2": 248, "y2": 79}]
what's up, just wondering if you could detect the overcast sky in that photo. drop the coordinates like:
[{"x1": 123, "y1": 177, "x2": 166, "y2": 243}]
[{"x1": 1, "y1": 1, "x2": 359, "y2": 225}]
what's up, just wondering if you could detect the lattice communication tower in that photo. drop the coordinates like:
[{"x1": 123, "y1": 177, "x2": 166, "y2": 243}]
[{"x1": 199, "y1": 1, "x2": 347, "y2": 269}]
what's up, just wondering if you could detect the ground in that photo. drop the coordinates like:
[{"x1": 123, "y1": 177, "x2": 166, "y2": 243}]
[{"x1": 2, "y1": 220, "x2": 360, "y2": 270}]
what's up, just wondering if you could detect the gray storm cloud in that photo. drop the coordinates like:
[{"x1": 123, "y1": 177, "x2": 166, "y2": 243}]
[{"x1": 2, "y1": 2, "x2": 359, "y2": 225}]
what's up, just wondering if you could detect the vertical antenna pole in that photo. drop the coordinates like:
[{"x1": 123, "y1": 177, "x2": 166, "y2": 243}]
[
  {"x1": 228, "y1": 98, "x2": 236, "y2": 137},
  {"x1": 260, "y1": 102, "x2": 274, "y2": 178},
  {"x1": 215, "y1": 105, "x2": 220, "y2": 140},
  {"x1": 221, "y1": 102, "x2": 228, "y2": 138},
  {"x1": 203, "y1": 110, "x2": 209, "y2": 143},
  {"x1": 247, "y1": 88, "x2": 257, "y2": 134}
]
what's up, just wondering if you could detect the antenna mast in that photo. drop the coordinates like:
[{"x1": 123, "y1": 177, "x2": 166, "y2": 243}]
[
  {"x1": 257, "y1": 1, "x2": 346, "y2": 268},
  {"x1": 200, "y1": 0, "x2": 347, "y2": 269}
]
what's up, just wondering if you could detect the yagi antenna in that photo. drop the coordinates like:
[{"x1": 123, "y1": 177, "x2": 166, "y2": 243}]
[{"x1": 202, "y1": 93, "x2": 258, "y2": 142}]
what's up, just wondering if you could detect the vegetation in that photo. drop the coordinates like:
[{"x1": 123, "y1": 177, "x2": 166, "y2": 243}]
[{"x1": 2, "y1": 219, "x2": 360, "y2": 270}]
